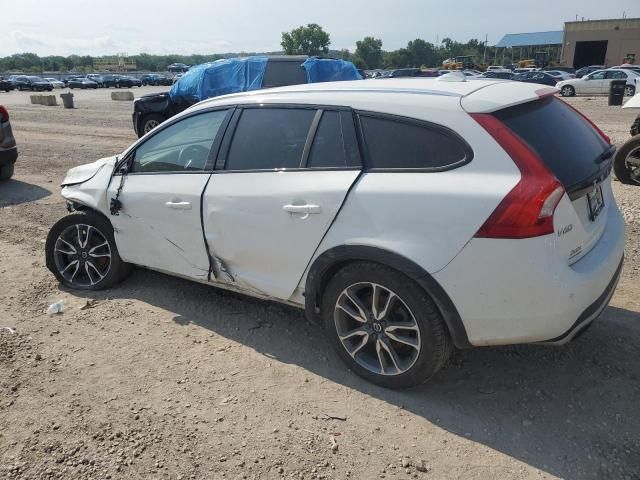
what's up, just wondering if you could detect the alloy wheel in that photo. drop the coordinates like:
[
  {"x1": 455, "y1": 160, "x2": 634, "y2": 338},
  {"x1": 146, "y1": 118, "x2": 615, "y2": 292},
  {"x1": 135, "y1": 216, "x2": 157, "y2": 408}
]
[
  {"x1": 334, "y1": 282, "x2": 421, "y2": 376},
  {"x1": 53, "y1": 224, "x2": 111, "y2": 287},
  {"x1": 625, "y1": 145, "x2": 640, "y2": 185},
  {"x1": 624, "y1": 86, "x2": 635, "y2": 97},
  {"x1": 143, "y1": 120, "x2": 160, "y2": 134}
]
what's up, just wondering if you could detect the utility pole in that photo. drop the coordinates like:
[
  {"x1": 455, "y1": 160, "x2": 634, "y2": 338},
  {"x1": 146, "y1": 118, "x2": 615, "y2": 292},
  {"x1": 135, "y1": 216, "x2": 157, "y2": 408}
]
[{"x1": 483, "y1": 33, "x2": 488, "y2": 64}]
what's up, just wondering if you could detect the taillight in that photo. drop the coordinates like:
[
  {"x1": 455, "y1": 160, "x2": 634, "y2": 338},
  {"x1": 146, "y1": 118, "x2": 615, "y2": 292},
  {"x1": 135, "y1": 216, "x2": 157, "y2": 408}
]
[
  {"x1": 471, "y1": 113, "x2": 565, "y2": 239},
  {"x1": 0, "y1": 105, "x2": 8, "y2": 123},
  {"x1": 560, "y1": 99, "x2": 610, "y2": 144}
]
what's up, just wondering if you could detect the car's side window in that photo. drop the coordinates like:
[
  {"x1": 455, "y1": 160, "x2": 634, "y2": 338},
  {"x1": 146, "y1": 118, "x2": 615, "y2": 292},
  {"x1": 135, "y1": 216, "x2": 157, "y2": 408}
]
[
  {"x1": 307, "y1": 111, "x2": 361, "y2": 168},
  {"x1": 606, "y1": 70, "x2": 626, "y2": 79},
  {"x1": 262, "y1": 61, "x2": 308, "y2": 88},
  {"x1": 359, "y1": 114, "x2": 471, "y2": 170},
  {"x1": 225, "y1": 108, "x2": 316, "y2": 171},
  {"x1": 590, "y1": 71, "x2": 606, "y2": 80},
  {"x1": 132, "y1": 110, "x2": 228, "y2": 173}
]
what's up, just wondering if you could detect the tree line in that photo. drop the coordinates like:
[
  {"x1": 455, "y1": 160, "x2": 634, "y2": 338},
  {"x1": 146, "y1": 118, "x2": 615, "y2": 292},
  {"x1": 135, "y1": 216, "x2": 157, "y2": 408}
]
[{"x1": 0, "y1": 24, "x2": 505, "y2": 73}]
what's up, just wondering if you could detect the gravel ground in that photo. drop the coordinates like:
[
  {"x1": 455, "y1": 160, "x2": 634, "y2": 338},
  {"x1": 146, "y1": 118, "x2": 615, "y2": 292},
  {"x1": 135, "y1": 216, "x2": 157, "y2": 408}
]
[{"x1": 1, "y1": 88, "x2": 639, "y2": 480}]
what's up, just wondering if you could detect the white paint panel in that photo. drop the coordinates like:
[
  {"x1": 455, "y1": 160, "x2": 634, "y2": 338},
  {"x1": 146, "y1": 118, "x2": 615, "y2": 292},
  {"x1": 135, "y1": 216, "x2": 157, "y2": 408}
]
[
  {"x1": 203, "y1": 170, "x2": 360, "y2": 299},
  {"x1": 107, "y1": 174, "x2": 212, "y2": 280}
]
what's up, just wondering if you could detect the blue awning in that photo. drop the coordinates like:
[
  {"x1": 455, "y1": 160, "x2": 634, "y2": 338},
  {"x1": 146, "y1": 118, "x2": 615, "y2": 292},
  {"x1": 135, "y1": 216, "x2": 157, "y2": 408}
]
[{"x1": 495, "y1": 31, "x2": 563, "y2": 48}]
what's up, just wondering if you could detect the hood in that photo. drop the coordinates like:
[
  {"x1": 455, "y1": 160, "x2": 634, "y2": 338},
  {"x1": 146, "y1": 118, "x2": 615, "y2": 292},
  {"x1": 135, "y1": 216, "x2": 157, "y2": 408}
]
[{"x1": 61, "y1": 156, "x2": 117, "y2": 186}]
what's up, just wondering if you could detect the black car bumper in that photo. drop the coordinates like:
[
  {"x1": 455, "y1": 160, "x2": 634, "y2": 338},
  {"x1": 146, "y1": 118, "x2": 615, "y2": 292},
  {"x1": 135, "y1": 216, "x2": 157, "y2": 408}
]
[
  {"x1": 132, "y1": 111, "x2": 140, "y2": 136},
  {"x1": 0, "y1": 147, "x2": 18, "y2": 168}
]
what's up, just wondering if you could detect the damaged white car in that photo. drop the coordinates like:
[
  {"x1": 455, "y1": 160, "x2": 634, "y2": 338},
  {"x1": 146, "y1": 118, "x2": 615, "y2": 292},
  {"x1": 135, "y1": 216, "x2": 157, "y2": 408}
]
[{"x1": 46, "y1": 79, "x2": 624, "y2": 388}]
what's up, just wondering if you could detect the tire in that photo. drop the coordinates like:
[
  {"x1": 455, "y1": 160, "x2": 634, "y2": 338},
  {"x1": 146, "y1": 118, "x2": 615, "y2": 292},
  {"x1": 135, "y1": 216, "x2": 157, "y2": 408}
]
[
  {"x1": 560, "y1": 85, "x2": 575, "y2": 97},
  {"x1": 613, "y1": 135, "x2": 640, "y2": 185},
  {"x1": 321, "y1": 262, "x2": 452, "y2": 389},
  {"x1": 625, "y1": 85, "x2": 636, "y2": 97},
  {"x1": 140, "y1": 113, "x2": 165, "y2": 137},
  {"x1": 45, "y1": 211, "x2": 132, "y2": 290},
  {"x1": 0, "y1": 163, "x2": 14, "y2": 181}
]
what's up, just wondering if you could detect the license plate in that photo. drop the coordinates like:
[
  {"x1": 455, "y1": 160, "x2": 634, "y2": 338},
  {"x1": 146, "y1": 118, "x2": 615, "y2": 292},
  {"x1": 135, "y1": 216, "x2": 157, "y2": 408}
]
[{"x1": 587, "y1": 184, "x2": 604, "y2": 221}]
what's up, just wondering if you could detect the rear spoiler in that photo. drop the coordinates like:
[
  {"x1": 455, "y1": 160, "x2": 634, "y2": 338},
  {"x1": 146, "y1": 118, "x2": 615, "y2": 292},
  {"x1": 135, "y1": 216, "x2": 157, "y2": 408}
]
[{"x1": 461, "y1": 82, "x2": 559, "y2": 113}]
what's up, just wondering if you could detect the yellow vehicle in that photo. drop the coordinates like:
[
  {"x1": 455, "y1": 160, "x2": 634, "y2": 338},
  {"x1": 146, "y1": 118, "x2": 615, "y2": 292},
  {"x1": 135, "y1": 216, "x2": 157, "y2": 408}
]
[
  {"x1": 519, "y1": 52, "x2": 549, "y2": 69},
  {"x1": 442, "y1": 56, "x2": 475, "y2": 70}
]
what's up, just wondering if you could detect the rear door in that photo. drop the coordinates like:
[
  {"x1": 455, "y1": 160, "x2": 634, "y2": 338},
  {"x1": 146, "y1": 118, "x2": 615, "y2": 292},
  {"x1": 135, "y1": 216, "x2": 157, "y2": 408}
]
[
  {"x1": 202, "y1": 106, "x2": 361, "y2": 299},
  {"x1": 492, "y1": 97, "x2": 613, "y2": 263}
]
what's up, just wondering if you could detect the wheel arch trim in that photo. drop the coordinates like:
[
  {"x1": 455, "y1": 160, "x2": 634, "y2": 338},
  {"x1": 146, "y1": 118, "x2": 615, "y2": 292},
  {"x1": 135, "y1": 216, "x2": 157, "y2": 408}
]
[{"x1": 304, "y1": 245, "x2": 472, "y2": 348}]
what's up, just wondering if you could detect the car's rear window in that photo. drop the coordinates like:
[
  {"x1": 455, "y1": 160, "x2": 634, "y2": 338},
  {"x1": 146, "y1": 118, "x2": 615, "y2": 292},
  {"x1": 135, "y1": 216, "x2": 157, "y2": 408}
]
[
  {"x1": 493, "y1": 97, "x2": 609, "y2": 191},
  {"x1": 262, "y1": 61, "x2": 308, "y2": 88}
]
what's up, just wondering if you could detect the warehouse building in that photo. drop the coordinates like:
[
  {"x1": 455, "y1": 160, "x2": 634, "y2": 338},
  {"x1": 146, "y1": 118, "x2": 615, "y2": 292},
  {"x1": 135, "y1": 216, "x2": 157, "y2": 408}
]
[{"x1": 560, "y1": 18, "x2": 640, "y2": 68}]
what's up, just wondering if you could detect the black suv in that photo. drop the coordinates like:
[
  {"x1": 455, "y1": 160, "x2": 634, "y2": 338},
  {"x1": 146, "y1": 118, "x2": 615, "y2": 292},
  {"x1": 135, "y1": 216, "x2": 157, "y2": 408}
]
[
  {"x1": 133, "y1": 56, "x2": 310, "y2": 137},
  {"x1": 13, "y1": 76, "x2": 54, "y2": 91},
  {"x1": 0, "y1": 78, "x2": 15, "y2": 92}
]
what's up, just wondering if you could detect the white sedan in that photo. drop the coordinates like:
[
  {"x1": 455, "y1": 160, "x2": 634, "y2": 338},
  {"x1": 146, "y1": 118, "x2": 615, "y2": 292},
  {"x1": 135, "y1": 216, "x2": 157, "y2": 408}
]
[
  {"x1": 44, "y1": 78, "x2": 65, "y2": 89},
  {"x1": 557, "y1": 69, "x2": 638, "y2": 97}
]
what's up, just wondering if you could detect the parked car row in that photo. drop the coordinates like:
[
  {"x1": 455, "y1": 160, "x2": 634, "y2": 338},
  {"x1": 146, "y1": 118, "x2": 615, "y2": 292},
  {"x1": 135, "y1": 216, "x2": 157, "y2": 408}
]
[{"x1": 0, "y1": 74, "x2": 155, "y2": 92}]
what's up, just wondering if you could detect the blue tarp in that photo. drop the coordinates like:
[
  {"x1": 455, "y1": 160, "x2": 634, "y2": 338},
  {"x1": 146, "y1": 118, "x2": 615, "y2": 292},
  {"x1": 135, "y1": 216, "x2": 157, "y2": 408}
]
[
  {"x1": 302, "y1": 58, "x2": 362, "y2": 83},
  {"x1": 169, "y1": 56, "x2": 268, "y2": 104},
  {"x1": 169, "y1": 56, "x2": 361, "y2": 104}
]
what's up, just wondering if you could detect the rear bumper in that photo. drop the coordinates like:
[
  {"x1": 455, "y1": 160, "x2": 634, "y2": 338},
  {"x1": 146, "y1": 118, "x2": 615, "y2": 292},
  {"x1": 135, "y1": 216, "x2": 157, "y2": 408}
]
[
  {"x1": 434, "y1": 204, "x2": 625, "y2": 346},
  {"x1": 542, "y1": 255, "x2": 622, "y2": 344},
  {"x1": 0, "y1": 147, "x2": 18, "y2": 167}
]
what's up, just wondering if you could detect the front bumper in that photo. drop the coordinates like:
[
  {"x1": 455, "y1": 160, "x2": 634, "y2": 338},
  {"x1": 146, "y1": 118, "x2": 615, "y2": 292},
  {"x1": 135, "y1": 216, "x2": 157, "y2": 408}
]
[{"x1": 0, "y1": 147, "x2": 18, "y2": 167}]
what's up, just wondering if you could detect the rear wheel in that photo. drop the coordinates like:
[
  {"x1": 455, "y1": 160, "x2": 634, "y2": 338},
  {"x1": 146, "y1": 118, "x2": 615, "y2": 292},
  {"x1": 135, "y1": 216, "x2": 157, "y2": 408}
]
[
  {"x1": 560, "y1": 85, "x2": 575, "y2": 97},
  {"x1": 321, "y1": 262, "x2": 452, "y2": 389},
  {"x1": 0, "y1": 163, "x2": 14, "y2": 181},
  {"x1": 614, "y1": 136, "x2": 640, "y2": 185},
  {"x1": 45, "y1": 211, "x2": 132, "y2": 290}
]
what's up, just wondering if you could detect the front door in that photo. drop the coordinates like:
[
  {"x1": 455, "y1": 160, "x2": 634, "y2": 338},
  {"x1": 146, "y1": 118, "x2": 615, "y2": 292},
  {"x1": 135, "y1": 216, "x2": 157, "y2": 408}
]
[
  {"x1": 203, "y1": 107, "x2": 362, "y2": 300},
  {"x1": 107, "y1": 108, "x2": 231, "y2": 280},
  {"x1": 584, "y1": 71, "x2": 607, "y2": 94}
]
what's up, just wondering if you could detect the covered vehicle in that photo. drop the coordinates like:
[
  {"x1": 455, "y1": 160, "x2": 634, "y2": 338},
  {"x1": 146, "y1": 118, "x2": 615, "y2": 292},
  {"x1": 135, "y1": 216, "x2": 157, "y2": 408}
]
[{"x1": 132, "y1": 55, "x2": 361, "y2": 137}]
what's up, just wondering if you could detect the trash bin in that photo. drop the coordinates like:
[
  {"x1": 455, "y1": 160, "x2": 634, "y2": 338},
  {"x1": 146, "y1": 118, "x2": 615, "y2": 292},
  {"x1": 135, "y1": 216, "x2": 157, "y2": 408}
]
[
  {"x1": 609, "y1": 80, "x2": 626, "y2": 106},
  {"x1": 60, "y1": 92, "x2": 74, "y2": 109}
]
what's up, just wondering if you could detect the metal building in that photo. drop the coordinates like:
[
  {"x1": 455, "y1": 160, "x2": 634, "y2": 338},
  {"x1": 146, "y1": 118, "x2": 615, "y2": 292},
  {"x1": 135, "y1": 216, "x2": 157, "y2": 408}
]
[
  {"x1": 560, "y1": 18, "x2": 640, "y2": 68},
  {"x1": 495, "y1": 31, "x2": 563, "y2": 65}
]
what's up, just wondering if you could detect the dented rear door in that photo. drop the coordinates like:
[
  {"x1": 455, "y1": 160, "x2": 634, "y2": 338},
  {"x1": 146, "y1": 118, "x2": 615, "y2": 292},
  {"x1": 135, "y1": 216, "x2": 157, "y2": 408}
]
[{"x1": 203, "y1": 107, "x2": 362, "y2": 300}]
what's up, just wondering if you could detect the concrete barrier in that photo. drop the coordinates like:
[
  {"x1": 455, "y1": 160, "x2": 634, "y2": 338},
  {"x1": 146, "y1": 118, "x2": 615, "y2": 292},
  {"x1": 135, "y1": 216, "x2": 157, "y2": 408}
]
[
  {"x1": 111, "y1": 91, "x2": 134, "y2": 101},
  {"x1": 30, "y1": 94, "x2": 57, "y2": 106}
]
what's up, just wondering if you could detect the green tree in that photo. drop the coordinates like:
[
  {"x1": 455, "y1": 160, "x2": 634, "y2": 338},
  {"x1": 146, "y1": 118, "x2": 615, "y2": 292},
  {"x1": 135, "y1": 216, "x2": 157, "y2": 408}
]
[
  {"x1": 281, "y1": 24, "x2": 330, "y2": 56},
  {"x1": 355, "y1": 36, "x2": 383, "y2": 69},
  {"x1": 406, "y1": 39, "x2": 438, "y2": 67}
]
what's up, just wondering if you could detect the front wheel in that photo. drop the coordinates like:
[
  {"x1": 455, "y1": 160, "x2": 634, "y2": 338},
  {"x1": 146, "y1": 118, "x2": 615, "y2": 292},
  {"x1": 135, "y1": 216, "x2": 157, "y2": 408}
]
[
  {"x1": 45, "y1": 211, "x2": 132, "y2": 290},
  {"x1": 625, "y1": 85, "x2": 636, "y2": 97},
  {"x1": 140, "y1": 113, "x2": 165, "y2": 137},
  {"x1": 614, "y1": 136, "x2": 640, "y2": 185},
  {"x1": 560, "y1": 85, "x2": 575, "y2": 97},
  {"x1": 321, "y1": 262, "x2": 452, "y2": 389}
]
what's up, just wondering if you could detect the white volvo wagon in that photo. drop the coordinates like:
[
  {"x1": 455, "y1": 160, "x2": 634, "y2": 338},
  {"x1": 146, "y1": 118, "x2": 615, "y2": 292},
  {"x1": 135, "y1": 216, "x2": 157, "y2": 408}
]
[{"x1": 46, "y1": 78, "x2": 624, "y2": 388}]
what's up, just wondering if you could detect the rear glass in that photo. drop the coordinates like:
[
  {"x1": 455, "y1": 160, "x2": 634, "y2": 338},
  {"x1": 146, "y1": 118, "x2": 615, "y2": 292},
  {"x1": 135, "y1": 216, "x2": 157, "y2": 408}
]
[
  {"x1": 493, "y1": 97, "x2": 608, "y2": 190},
  {"x1": 262, "y1": 61, "x2": 308, "y2": 88}
]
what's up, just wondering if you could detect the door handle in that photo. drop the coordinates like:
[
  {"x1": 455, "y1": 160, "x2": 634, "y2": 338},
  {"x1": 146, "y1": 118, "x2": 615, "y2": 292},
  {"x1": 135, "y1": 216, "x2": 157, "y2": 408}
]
[
  {"x1": 165, "y1": 201, "x2": 192, "y2": 210},
  {"x1": 282, "y1": 204, "x2": 321, "y2": 215}
]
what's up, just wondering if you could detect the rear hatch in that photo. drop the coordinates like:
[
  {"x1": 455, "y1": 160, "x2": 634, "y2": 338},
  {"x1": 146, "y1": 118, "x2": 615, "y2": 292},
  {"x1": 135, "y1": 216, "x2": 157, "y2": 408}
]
[{"x1": 463, "y1": 85, "x2": 614, "y2": 264}]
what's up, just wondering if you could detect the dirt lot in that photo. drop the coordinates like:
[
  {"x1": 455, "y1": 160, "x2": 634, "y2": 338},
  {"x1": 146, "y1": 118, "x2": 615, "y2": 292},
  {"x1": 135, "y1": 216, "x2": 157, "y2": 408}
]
[{"x1": 1, "y1": 88, "x2": 639, "y2": 480}]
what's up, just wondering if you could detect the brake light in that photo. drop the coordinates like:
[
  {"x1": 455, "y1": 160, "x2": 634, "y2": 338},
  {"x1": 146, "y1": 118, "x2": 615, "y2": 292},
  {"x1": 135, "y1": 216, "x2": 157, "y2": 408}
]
[
  {"x1": 560, "y1": 99, "x2": 610, "y2": 144},
  {"x1": 0, "y1": 105, "x2": 8, "y2": 123},
  {"x1": 471, "y1": 113, "x2": 565, "y2": 239}
]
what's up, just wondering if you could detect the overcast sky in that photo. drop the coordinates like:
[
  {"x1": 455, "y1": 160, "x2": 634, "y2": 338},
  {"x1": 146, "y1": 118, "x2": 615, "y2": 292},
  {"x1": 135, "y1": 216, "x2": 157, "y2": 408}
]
[{"x1": 2, "y1": 0, "x2": 638, "y2": 57}]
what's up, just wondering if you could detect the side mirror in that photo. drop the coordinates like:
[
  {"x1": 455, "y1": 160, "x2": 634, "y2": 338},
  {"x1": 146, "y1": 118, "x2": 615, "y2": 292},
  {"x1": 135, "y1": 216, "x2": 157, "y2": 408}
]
[{"x1": 582, "y1": 75, "x2": 590, "y2": 80}]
